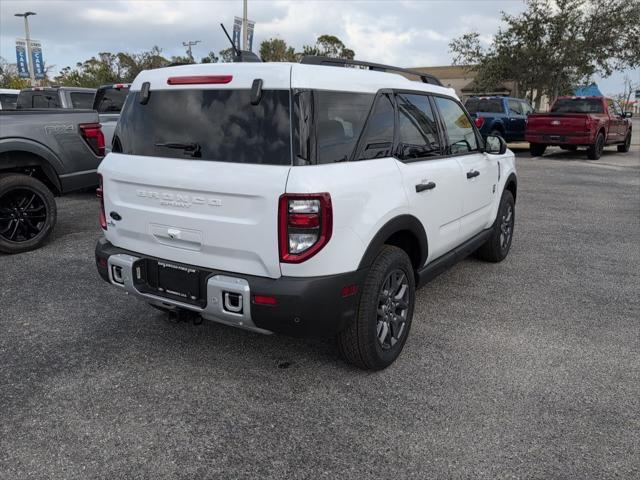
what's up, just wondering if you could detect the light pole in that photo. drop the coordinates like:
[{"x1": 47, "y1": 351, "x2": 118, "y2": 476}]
[
  {"x1": 15, "y1": 11, "x2": 36, "y2": 85},
  {"x1": 182, "y1": 40, "x2": 201, "y2": 62},
  {"x1": 242, "y1": 0, "x2": 248, "y2": 51}
]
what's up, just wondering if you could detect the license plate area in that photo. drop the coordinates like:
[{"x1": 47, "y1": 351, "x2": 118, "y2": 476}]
[{"x1": 138, "y1": 259, "x2": 205, "y2": 307}]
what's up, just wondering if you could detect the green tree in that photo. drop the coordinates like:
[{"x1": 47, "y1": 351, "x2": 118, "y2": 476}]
[
  {"x1": 301, "y1": 35, "x2": 355, "y2": 60},
  {"x1": 218, "y1": 48, "x2": 236, "y2": 63},
  {"x1": 449, "y1": 0, "x2": 640, "y2": 108},
  {"x1": 0, "y1": 57, "x2": 31, "y2": 89},
  {"x1": 201, "y1": 51, "x2": 219, "y2": 64},
  {"x1": 259, "y1": 38, "x2": 297, "y2": 62}
]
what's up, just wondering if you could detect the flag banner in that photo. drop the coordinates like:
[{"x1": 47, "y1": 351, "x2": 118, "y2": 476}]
[
  {"x1": 233, "y1": 17, "x2": 242, "y2": 51},
  {"x1": 30, "y1": 40, "x2": 45, "y2": 79},
  {"x1": 15, "y1": 39, "x2": 29, "y2": 78},
  {"x1": 247, "y1": 20, "x2": 255, "y2": 52}
]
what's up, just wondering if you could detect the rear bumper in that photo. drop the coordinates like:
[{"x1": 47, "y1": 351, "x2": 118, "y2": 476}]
[
  {"x1": 525, "y1": 133, "x2": 593, "y2": 145},
  {"x1": 95, "y1": 238, "x2": 366, "y2": 338}
]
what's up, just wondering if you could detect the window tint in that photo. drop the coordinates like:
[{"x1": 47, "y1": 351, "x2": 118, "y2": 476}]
[
  {"x1": 464, "y1": 98, "x2": 503, "y2": 114},
  {"x1": 356, "y1": 93, "x2": 395, "y2": 160},
  {"x1": 93, "y1": 86, "x2": 130, "y2": 112},
  {"x1": 434, "y1": 96, "x2": 478, "y2": 154},
  {"x1": 315, "y1": 91, "x2": 373, "y2": 163},
  {"x1": 551, "y1": 98, "x2": 604, "y2": 113},
  {"x1": 70, "y1": 92, "x2": 95, "y2": 109},
  {"x1": 508, "y1": 99, "x2": 523, "y2": 115},
  {"x1": 396, "y1": 93, "x2": 441, "y2": 160},
  {"x1": 17, "y1": 91, "x2": 60, "y2": 108},
  {"x1": 0, "y1": 94, "x2": 18, "y2": 109},
  {"x1": 116, "y1": 89, "x2": 292, "y2": 165}
]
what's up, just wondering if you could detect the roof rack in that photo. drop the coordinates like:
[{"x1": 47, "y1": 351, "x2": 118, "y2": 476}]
[{"x1": 299, "y1": 56, "x2": 443, "y2": 86}]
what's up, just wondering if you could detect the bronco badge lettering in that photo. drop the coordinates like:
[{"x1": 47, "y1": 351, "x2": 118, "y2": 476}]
[{"x1": 136, "y1": 189, "x2": 222, "y2": 209}]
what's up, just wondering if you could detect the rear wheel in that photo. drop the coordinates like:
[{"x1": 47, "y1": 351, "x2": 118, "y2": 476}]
[
  {"x1": 0, "y1": 174, "x2": 57, "y2": 254},
  {"x1": 587, "y1": 132, "x2": 605, "y2": 160},
  {"x1": 529, "y1": 143, "x2": 546, "y2": 156},
  {"x1": 338, "y1": 245, "x2": 415, "y2": 370},
  {"x1": 617, "y1": 132, "x2": 631, "y2": 153},
  {"x1": 477, "y1": 190, "x2": 515, "y2": 263}
]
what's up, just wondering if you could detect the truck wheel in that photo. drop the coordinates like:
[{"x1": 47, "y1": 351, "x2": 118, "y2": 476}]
[
  {"x1": 0, "y1": 174, "x2": 57, "y2": 254},
  {"x1": 337, "y1": 245, "x2": 415, "y2": 370},
  {"x1": 529, "y1": 143, "x2": 546, "y2": 156},
  {"x1": 617, "y1": 132, "x2": 631, "y2": 153},
  {"x1": 587, "y1": 132, "x2": 605, "y2": 160},
  {"x1": 477, "y1": 190, "x2": 515, "y2": 263}
]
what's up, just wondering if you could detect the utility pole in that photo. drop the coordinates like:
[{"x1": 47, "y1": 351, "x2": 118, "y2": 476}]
[
  {"x1": 182, "y1": 40, "x2": 201, "y2": 62},
  {"x1": 14, "y1": 11, "x2": 36, "y2": 86},
  {"x1": 242, "y1": 0, "x2": 248, "y2": 51}
]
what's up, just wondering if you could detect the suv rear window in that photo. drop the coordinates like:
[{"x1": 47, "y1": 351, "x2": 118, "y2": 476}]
[
  {"x1": 551, "y1": 98, "x2": 604, "y2": 114},
  {"x1": 465, "y1": 98, "x2": 503, "y2": 114},
  {"x1": 116, "y1": 89, "x2": 291, "y2": 165},
  {"x1": 93, "y1": 86, "x2": 130, "y2": 113},
  {"x1": 17, "y1": 90, "x2": 60, "y2": 109}
]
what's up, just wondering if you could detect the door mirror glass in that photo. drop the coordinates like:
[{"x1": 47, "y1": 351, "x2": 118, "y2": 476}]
[{"x1": 485, "y1": 135, "x2": 507, "y2": 155}]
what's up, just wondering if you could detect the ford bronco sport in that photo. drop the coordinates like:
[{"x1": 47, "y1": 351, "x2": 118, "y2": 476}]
[{"x1": 95, "y1": 58, "x2": 517, "y2": 369}]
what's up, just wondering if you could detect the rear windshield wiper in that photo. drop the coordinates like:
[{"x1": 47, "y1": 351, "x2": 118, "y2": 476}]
[{"x1": 155, "y1": 142, "x2": 202, "y2": 158}]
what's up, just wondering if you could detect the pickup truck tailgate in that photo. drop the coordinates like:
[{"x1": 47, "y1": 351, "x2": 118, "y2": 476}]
[{"x1": 526, "y1": 114, "x2": 588, "y2": 134}]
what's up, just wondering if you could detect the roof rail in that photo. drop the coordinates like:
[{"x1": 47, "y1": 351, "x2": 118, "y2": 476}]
[{"x1": 299, "y1": 56, "x2": 443, "y2": 86}]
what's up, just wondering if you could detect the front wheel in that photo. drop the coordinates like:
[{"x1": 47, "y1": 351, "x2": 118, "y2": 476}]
[
  {"x1": 617, "y1": 132, "x2": 631, "y2": 153},
  {"x1": 0, "y1": 174, "x2": 57, "y2": 254},
  {"x1": 529, "y1": 143, "x2": 546, "y2": 156},
  {"x1": 477, "y1": 190, "x2": 515, "y2": 263},
  {"x1": 338, "y1": 245, "x2": 415, "y2": 370}
]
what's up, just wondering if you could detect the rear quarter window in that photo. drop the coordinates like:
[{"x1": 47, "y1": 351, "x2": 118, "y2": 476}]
[{"x1": 115, "y1": 89, "x2": 292, "y2": 165}]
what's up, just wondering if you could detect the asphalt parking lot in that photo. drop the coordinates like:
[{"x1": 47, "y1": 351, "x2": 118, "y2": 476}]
[{"x1": 1, "y1": 139, "x2": 639, "y2": 478}]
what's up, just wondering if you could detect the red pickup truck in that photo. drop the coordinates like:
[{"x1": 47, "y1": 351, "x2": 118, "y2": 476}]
[{"x1": 525, "y1": 96, "x2": 633, "y2": 159}]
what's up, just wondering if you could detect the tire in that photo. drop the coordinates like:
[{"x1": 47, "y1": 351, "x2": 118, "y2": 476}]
[
  {"x1": 0, "y1": 174, "x2": 57, "y2": 254},
  {"x1": 560, "y1": 145, "x2": 578, "y2": 151},
  {"x1": 617, "y1": 132, "x2": 631, "y2": 153},
  {"x1": 529, "y1": 143, "x2": 546, "y2": 156},
  {"x1": 587, "y1": 132, "x2": 605, "y2": 160},
  {"x1": 477, "y1": 190, "x2": 515, "y2": 263},
  {"x1": 337, "y1": 245, "x2": 415, "y2": 370}
]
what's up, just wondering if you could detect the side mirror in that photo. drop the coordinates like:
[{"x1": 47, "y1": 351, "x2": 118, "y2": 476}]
[
  {"x1": 485, "y1": 134, "x2": 507, "y2": 155},
  {"x1": 624, "y1": 111, "x2": 633, "y2": 118}
]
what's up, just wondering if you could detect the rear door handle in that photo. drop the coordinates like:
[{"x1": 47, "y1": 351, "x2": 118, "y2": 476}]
[
  {"x1": 415, "y1": 181, "x2": 436, "y2": 193},
  {"x1": 466, "y1": 170, "x2": 480, "y2": 179}
]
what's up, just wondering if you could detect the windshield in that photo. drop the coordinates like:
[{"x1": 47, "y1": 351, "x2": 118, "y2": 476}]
[
  {"x1": 551, "y1": 98, "x2": 604, "y2": 114},
  {"x1": 465, "y1": 98, "x2": 503, "y2": 114},
  {"x1": 93, "y1": 86, "x2": 130, "y2": 113},
  {"x1": 115, "y1": 89, "x2": 292, "y2": 165}
]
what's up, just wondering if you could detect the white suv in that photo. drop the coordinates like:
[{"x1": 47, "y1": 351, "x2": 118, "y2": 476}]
[{"x1": 95, "y1": 58, "x2": 517, "y2": 370}]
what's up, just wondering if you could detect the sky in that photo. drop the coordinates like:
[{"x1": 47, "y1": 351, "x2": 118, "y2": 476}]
[{"x1": 0, "y1": 0, "x2": 637, "y2": 95}]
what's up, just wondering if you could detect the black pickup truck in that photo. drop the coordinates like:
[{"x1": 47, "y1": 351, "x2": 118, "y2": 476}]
[{"x1": 0, "y1": 109, "x2": 105, "y2": 253}]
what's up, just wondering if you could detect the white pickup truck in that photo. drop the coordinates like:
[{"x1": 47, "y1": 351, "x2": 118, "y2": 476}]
[{"x1": 95, "y1": 59, "x2": 517, "y2": 369}]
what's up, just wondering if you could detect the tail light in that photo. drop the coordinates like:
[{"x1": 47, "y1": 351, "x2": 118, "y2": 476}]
[
  {"x1": 97, "y1": 174, "x2": 107, "y2": 230},
  {"x1": 278, "y1": 193, "x2": 332, "y2": 263},
  {"x1": 475, "y1": 116, "x2": 485, "y2": 129},
  {"x1": 80, "y1": 123, "x2": 105, "y2": 157}
]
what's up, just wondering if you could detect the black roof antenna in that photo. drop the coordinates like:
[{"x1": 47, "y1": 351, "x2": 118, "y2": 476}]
[{"x1": 219, "y1": 23, "x2": 262, "y2": 63}]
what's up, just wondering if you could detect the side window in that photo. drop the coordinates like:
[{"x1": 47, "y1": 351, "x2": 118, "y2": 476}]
[
  {"x1": 609, "y1": 100, "x2": 623, "y2": 117},
  {"x1": 315, "y1": 91, "x2": 374, "y2": 164},
  {"x1": 70, "y1": 92, "x2": 95, "y2": 109},
  {"x1": 356, "y1": 93, "x2": 395, "y2": 160},
  {"x1": 434, "y1": 96, "x2": 478, "y2": 155},
  {"x1": 508, "y1": 99, "x2": 523, "y2": 115},
  {"x1": 395, "y1": 93, "x2": 441, "y2": 161}
]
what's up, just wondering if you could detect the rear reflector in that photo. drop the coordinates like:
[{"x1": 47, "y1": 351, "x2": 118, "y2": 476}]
[
  {"x1": 341, "y1": 284, "x2": 359, "y2": 297},
  {"x1": 253, "y1": 295, "x2": 278, "y2": 306},
  {"x1": 167, "y1": 75, "x2": 233, "y2": 85}
]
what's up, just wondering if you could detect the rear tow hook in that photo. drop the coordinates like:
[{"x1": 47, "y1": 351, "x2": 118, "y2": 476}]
[{"x1": 167, "y1": 309, "x2": 202, "y2": 325}]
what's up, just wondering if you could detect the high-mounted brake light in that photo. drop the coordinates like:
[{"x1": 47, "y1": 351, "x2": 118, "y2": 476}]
[
  {"x1": 79, "y1": 123, "x2": 105, "y2": 157},
  {"x1": 113, "y1": 83, "x2": 126, "y2": 89},
  {"x1": 167, "y1": 75, "x2": 233, "y2": 85},
  {"x1": 97, "y1": 174, "x2": 107, "y2": 230},
  {"x1": 475, "y1": 116, "x2": 485, "y2": 129},
  {"x1": 278, "y1": 193, "x2": 332, "y2": 263}
]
